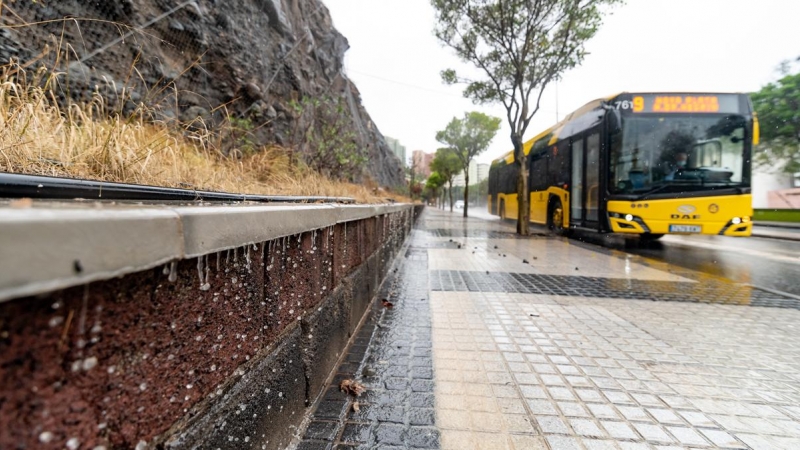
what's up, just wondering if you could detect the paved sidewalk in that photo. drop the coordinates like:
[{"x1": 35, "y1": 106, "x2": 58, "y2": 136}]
[{"x1": 297, "y1": 208, "x2": 800, "y2": 450}]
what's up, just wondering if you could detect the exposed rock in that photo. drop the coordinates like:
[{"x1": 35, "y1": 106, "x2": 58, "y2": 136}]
[
  {"x1": 3, "y1": 0, "x2": 404, "y2": 187},
  {"x1": 266, "y1": 104, "x2": 278, "y2": 119},
  {"x1": 168, "y1": 20, "x2": 185, "y2": 32},
  {"x1": 260, "y1": 0, "x2": 294, "y2": 37},
  {"x1": 181, "y1": 106, "x2": 211, "y2": 123},
  {"x1": 244, "y1": 82, "x2": 263, "y2": 101}
]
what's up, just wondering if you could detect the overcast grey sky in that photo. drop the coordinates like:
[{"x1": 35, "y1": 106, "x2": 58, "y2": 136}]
[{"x1": 324, "y1": 0, "x2": 800, "y2": 165}]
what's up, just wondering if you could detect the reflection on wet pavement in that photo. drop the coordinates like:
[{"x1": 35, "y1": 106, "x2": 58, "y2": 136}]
[
  {"x1": 609, "y1": 233, "x2": 800, "y2": 297},
  {"x1": 298, "y1": 208, "x2": 800, "y2": 450}
]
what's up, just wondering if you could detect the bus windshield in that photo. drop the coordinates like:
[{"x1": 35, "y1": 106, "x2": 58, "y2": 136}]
[{"x1": 609, "y1": 114, "x2": 747, "y2": 196}]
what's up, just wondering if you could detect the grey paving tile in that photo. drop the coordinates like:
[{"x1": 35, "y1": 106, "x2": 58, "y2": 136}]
[
  {"x1": 617, "y1": 406, "x2": 652, "y2": 422},
  {"x1": 570, "y1": 418, "x2": 606, "y2": 438},
  {"x1": 632, "y1": 423, "x2": 674, "y2": 444},
  {"x1": 735, "y1": 433, "x2": 778, "y2": 450},
  {"x1": 576, "y1": 389, "x2": 605, "y2": 402},
  {"x1": 665, "y1": 426, "x2": 709, "y2": 446},
  {"x1": 588, "y1": 403, "x2": 621, "y2": 420},
  {"x1": 545, "y1": 435, "x2": 582, "y2": 450},
  {"x1": 678, "y1": 410, "x2": 717, "y2": 428},
  {"x1": 600, "y1": 421, "x2": 639, "y2": 440},
  {"x1": 617, "y1": 443, "x2": 650, "y2": 450},
  {"x1": 549, "y1": 386, "x2": 577, "y2": 401},
  {"x1": 538, "y1": 416, "x2": 570, "y2": 434},
  {"x1": 527, "y1": 399, "x2": 559, "y2": 416},
  {"x1": 646, "y1": 408, "x2": 684, "y2": 426},
  {"x1": 602, "y1": 390, "x2": 636, "y2": 405},
  {"x1": 518, "y1": 385, "x2": 547, "y2": 400},
  {"x1": 558, "y1": 401, "x2": 591, "y2": 418},
  {"x1": 581, "y1": 439, "x2": 619, "y2": 450},
  {"x1": 699, "y1": 428, "x2": 746, "y2": 448}
]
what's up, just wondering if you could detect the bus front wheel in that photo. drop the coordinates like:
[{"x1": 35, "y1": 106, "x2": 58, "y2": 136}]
[
  {"x1": 499, "y1": 200, "x2": 506, "y2": 220},
  {"x1": 549, "y1": 199, "x2": 566, "y2": 235}
]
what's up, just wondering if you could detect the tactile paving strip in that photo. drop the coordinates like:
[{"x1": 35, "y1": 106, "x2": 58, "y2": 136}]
[{"x1": 430, "y1": 270, "x2": 800, "y2": 310}]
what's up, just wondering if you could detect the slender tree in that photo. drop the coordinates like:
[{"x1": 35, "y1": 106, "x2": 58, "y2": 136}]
[
  {"x1": 430, "y1": 148, "x2": 462, "y2": 211},
  {"x1": 432, "y1": 0, "x2": 622, "y2": 234},
  {"x1": 436, "y1": 111, "x2": 501, "y2": 217},
  {"x1": 425, "y1": 171, "x2": 446, "y2": 207},
  {"x1": 406, "y1": 155, "x2": 419, "y2": 200}
]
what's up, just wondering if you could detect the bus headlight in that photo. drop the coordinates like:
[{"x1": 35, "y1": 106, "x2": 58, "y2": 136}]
[
  {"x1": 731, "y1": 217, "x2": 741, "y2": 225},
  {"x1": 625, "y1": 214, "x2": 633, "y2": 222},
  {"x1": 742, "y1": 216, "x2": 750, "y2": 223}
]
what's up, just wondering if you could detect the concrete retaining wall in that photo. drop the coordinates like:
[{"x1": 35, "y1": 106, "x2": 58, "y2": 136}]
[{"x1": 0, "y1": 201, "x2": 421, "y2": 449}]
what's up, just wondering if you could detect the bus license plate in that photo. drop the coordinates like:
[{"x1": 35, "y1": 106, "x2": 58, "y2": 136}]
[{"x1": 669, "y1": 225, "x2": 702, "y2": 233}]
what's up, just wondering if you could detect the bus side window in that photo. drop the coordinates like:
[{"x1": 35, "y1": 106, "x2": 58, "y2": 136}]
[
  {"x1": 502, "y1": 163, "x2": 519, "y2": 194},
  {"x1": 548, "y1": 141, "x2": 570, "y2": 187},
  {"x1": 531, "y1": 153, "x2": 548, "y2": 191}
]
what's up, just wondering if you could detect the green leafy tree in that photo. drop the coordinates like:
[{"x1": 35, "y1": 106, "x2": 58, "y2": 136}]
[
  {"x1": 436, "y1": 111, "x2": 501, "y2": 217},
  {"x1": 751, "y1": 69, "x2": 800, "y2": 175},
  {"x1": 430, "y1": 148, "x2": 462, "y2": 211},
  {"x1": 425, "y1": 171, "x2": 446, "y2": 206},
  {"x1": 432, "y1": 0, "x2": 621, "y2": 234}
]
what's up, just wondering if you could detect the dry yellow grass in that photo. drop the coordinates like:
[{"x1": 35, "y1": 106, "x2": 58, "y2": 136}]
[{"x1": 0, "y1": 69, "x2": 407, "y2": 204}]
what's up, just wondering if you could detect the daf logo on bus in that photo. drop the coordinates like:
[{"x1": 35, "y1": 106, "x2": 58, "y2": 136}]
[{"x1": 671, "y1": 205, "x2": 700, "y2": 220}]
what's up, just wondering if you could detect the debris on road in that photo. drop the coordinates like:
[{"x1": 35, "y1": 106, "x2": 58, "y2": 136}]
[{"x1": 339, "y1": 379, "x2": 366, "y2": 397}]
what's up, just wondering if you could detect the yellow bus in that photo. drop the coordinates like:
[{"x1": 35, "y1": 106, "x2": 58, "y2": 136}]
[{"x1": 488, "y1": 93, "x2": 758, "y2": 239}]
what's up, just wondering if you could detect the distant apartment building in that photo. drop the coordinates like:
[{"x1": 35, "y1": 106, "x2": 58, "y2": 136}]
[
  {"x1": 384, "y1": 136, "x2": 406, "y2": 167},
  {"x1": 477, "y1": 163, "x2": 489, "y2": 183},
  {"x1": 453, "y1": 161, "x2": 490, "y2": 187},
  {"x1": 411, "y1": 150, "x2": 434, "y2": 178}
]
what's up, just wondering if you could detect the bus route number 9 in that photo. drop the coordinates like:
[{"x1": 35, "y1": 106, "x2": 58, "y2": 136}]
[{"x1": 614, "y1": 97, "x2": 645, "y2": 112}]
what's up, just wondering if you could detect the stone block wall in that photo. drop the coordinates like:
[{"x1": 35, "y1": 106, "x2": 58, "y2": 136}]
[{"x1": 0, "y1": 206, "x2": 420, "y2": 449}]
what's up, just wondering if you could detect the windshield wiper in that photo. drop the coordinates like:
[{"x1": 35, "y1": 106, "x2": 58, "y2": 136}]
[
  {"x1": 634, "y1": 180, "x2": 741, "y2": 199},
  {"x1": 634, "y1": 183, "x2": 674, "y2": 200},
  {"x1": 634, "y1": 180, "x2": 699, "y2": 199}
]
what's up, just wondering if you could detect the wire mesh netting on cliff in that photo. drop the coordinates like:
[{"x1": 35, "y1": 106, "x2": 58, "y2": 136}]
[
  {"x1": 0, "y1": 0, "x2": 407, "y2": 186},
  {"x1": 0, "y1": 0, "x2": 249, "y2": 120}
]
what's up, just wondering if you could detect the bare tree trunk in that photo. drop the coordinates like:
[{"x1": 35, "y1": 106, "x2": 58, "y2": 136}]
[
  {"x1": 518, "y1": 158, "x2": 530, "y2": 235},
  {"x1": 514, "y1": 136, "x2": 529, "y2": 236},
  {"x1": 463, "y1": 171, "x2": 470, "y2": 218},
  {"x1": 448, "y1": 181, "x2": 454, "y2": 212}
]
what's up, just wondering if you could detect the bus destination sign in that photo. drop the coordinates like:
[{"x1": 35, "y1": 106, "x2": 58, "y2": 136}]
[
  {"x1": 639, "y1": 95, "x2": 719, "y2": 113},
  {"x1": 613, "y1": 94, "x2": 741, "y2": 114}
]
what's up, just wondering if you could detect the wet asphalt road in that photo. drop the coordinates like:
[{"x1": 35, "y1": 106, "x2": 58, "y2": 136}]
[
  {"x1": 615, "y1": 232, "x2": 800, "y2": 297},
  {"x1": 465, "y1": 208, "x2": 800, "y2": 298}
]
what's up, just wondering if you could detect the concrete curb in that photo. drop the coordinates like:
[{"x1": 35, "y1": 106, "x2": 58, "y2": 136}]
[
  {"x1": 753, "y1": 221, "x2": 800, "y2": 229},
  {"x1": 0, "y1": 201, "x2": 413, "y2": 303},
  {"x1": 751, "y1": 229, "x2": 800, "y2": 242}
]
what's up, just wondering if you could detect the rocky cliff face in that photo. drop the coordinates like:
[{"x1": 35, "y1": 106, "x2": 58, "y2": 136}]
[{"x1": 0, "y1": 0, "x2": 405, "y2": 187}]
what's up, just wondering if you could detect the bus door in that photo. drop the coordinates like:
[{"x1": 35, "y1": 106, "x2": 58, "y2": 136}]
[{"x1": 570, "y1": 130, "x2": 601, "y2": 228}]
